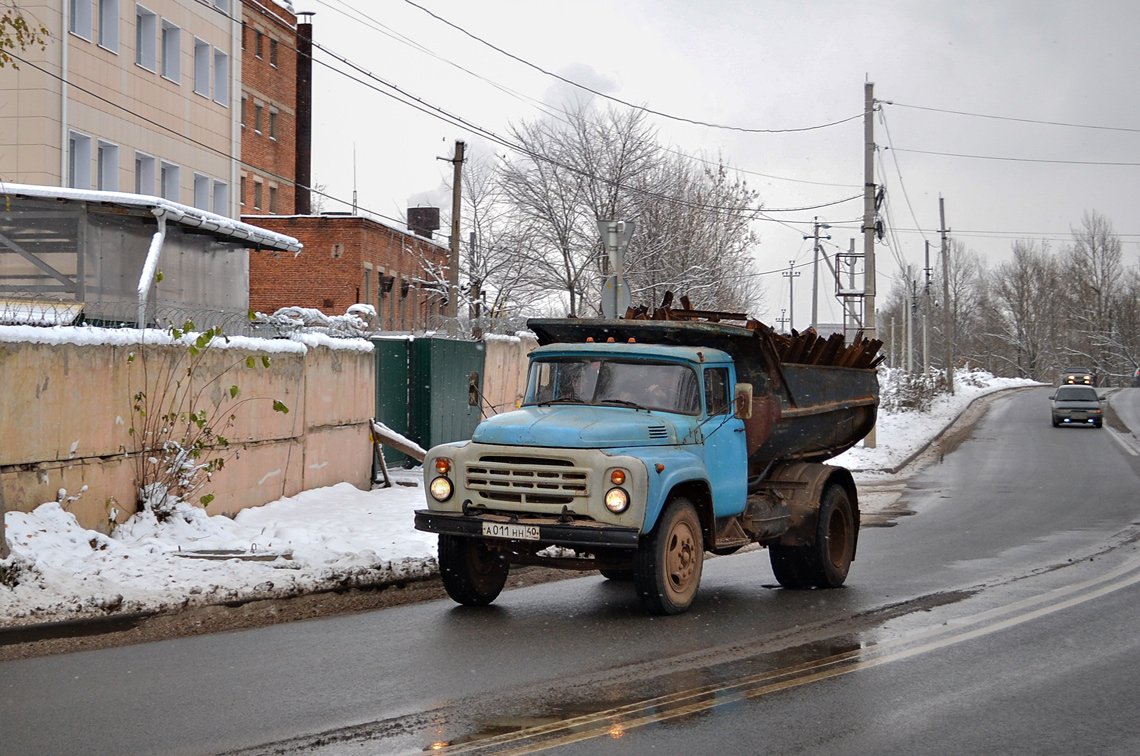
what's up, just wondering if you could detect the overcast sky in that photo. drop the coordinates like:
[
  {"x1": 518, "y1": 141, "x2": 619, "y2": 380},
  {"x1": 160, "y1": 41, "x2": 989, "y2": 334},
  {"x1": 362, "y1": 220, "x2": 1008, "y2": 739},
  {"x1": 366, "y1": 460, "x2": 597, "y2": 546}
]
[{"x1": 294, "y1": 0, "x2": 1140, "y2": 326}]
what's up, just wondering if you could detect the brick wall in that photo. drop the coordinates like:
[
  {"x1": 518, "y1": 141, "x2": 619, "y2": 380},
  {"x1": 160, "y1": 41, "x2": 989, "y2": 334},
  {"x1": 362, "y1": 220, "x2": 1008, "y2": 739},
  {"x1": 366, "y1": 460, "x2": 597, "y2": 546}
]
[
  {"x1": 239, "y1": 0, "x2": 297, "y2": 215},
  {"x1": 246, "y1": 215, "x2": 451, "y2": 331}
]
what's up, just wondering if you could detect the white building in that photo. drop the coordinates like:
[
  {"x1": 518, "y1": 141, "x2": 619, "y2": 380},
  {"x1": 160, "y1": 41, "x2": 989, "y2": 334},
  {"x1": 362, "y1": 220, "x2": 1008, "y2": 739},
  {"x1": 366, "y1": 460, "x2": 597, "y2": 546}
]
[{"x1": 0, "y1": 0, "x2": 242, "y2": 217}]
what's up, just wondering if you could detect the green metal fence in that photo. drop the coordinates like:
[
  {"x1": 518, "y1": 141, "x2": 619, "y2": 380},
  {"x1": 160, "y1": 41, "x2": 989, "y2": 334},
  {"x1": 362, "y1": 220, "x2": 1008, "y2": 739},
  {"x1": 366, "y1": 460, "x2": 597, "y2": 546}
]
[{"x1": 372, "y1": 336, "x2": 486, "y2": 469}]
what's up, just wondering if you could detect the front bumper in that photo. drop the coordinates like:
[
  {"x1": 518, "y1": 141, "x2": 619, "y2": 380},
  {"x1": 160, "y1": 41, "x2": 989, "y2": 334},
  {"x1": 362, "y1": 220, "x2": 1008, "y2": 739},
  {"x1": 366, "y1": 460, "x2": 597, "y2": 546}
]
[{"x1": 414, "y1": 510, "x2": 641, "y2": 550}]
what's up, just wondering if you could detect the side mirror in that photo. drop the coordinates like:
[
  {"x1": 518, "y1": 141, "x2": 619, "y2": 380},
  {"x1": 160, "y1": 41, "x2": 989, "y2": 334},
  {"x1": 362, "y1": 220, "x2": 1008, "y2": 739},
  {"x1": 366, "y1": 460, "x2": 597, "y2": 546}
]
[
  {"x1": 1048, "y1": 394, "x2": 1055, "y2": 400},
  {"x1": 733, "y1": 383, "x2": 753, "y2": 420}
]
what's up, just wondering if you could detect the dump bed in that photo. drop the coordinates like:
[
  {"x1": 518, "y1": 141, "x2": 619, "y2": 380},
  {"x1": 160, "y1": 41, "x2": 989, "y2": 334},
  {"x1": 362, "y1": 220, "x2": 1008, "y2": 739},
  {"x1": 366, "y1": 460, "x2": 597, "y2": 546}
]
[{"x1": 527, "y1": 318, "x2": 879, "y2": 470}]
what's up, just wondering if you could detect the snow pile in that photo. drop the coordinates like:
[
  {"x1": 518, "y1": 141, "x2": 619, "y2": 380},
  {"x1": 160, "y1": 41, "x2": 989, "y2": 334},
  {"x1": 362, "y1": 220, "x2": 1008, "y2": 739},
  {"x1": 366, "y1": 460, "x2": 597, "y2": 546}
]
[
  {"x1": 1, "y1": 476, "x2": 435, "y2": 626},
  {"x1": 0, "y1": 369, "x2": 1036, "y2": 627},
  {"x1": 254, "y1": 304, "x2": 378, "y2": 339}
]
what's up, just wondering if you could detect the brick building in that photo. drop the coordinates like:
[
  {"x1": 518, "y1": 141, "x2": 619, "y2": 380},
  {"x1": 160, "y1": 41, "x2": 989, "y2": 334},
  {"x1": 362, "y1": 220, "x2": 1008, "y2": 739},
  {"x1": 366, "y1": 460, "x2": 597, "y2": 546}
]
[
  {"x1": 237, "y1": 6, "x2": 449, "y2": 330},
  {"x1": 238, "y1": 0, "x2": 300, "y2": 215},
  {"x1": 247, "y1": 214, "x2": 450, "y2": 332}
]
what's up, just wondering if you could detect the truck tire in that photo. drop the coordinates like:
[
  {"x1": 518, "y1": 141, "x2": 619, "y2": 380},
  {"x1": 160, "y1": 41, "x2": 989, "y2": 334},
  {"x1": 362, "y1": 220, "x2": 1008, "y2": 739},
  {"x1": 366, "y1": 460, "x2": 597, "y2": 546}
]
[
  {"x1": 438, "y1": 535, "x2": 509, "y2": 606},
  {"x1": 633, "y1": 498, "x2": 704, "y2": 615},
  {"x1": 769, "y1": 483, "x2": 855, "y2": 589}
]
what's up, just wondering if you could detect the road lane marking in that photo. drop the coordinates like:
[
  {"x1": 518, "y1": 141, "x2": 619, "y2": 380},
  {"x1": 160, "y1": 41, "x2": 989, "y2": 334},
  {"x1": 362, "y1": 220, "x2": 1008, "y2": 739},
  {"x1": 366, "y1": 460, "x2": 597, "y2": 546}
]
[
  {"x1": 434, "y1": 555, "x2": 1140, "y2": 756},
  {"x1": 1105, "y1": 427, "x2": 1140, "y2": 456}
]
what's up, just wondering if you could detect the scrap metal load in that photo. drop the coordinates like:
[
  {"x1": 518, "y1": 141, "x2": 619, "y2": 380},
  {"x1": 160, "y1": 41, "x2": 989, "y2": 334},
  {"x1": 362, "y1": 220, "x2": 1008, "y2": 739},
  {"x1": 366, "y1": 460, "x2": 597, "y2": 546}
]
[{"x1": 620, "y1": 291, "x2": 884, "y2": 370}]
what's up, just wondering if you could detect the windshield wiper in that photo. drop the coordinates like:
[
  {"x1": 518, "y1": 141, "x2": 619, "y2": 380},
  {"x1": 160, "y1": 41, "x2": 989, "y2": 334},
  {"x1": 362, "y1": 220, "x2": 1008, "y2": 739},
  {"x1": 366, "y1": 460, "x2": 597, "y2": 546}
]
[
  {"x1": 599, "y1": 398, "x2": 648, "y2": 411},
  {"x1": 534, "y1": 396, "x2": 584, "y2": 407}
]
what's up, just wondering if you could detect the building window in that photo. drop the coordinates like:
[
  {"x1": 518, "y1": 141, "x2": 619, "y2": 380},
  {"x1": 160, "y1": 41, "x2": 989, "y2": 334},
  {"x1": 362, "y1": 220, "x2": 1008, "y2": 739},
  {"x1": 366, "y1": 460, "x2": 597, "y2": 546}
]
[
  {"x1": 134, "y1": 152, "x2": 155, "y2": 194},
  {"x1": 96, "y1": 141, "x2": 118, "y2": 190},
  {"x1": 269, "y1": 38, "x2": 277, "y2": 67},
  {"x1": 212, "y1": 180, "x2": 228, "y2": 216},
  {"x1": 253, "y1": 181, "x2": 262, "y2": 210},
  {"x1": 68, "y1": 131, "x2": 92, "y2": 188},
  {"x1": 193, "y1": 37, "x2": 210, "y2": 96},
  {"x1": 253, "y1": 102, "x2": 262, "y2": 133},
  {"x1": 212, "y1": 48, "x2": 229, "y2": 105},
  {"x1": 268, "y1": 185, "x2": 278, "y2": 214},
  {"x1": 213, "y1": 0, "x2": 229, "y2": 14},
  {"x1": 70, "y1": 0, "x2": 93, "y2": 40},
  {"x1": 254, "y1": 29, "x2": 262, "y2": 59},
  {"x1": 97, "y1": 0, "x2": 118, "y2": 51},
  {"x1": 193, "y1": 173, "x2": 210, "y2": 210},
  {"x1": 240, "y1": 94, "x2": 247, "y2": 127},
  {"x1": 160, "y1": 161, "x2": 179, "y2": 202},
  {"x1": 268, "y1": 108, "x2": 277, "y2": 139},
  {"x1": 160, "y1": 19, "x2": 180, "y2": 82},
  {"x1": 239, "y1": 175, "x2": 246, "y2": 206},
  {"x1": 240, "y1": 22, "x2": 247, "y2": 49},
  {"x1": 135, "y1": 5, "x2": 156, "y2": 71}
]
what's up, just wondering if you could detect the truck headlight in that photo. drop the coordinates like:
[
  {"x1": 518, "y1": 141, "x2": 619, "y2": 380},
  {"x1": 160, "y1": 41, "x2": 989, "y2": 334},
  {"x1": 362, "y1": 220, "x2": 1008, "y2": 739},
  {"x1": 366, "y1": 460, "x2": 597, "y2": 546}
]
[
  {"x1": 430, "y1": 476, "x2": 453, "y2": 502},
  {"x1": 604, "y1": 487, "x2": 630, "y2": 514}
]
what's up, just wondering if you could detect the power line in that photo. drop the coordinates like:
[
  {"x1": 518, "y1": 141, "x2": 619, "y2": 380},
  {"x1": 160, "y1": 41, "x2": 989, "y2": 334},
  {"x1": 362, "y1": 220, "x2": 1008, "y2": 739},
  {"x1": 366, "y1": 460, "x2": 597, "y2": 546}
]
[
  {"x1": 886, "y1": 147, "x2": 1140, "y2": 167},
  {"x1": 316, "y1": 0, "x2": 862, "y2": 190},
  {"x1": 882, "y1": 101, "x2": 1140, "y2": 134},
  {"x1": 303, "y1": 36, "x2": 863, "y2": 218},
  {"x1": 397, "y1": 0, "x2": 863, "y2": 135}
]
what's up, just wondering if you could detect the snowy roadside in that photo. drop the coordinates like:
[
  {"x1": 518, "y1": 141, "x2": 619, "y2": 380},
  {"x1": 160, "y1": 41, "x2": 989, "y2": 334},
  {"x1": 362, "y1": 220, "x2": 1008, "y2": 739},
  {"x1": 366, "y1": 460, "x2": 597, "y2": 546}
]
[{"x1": 0, "y1": 370, "x2": 1039, "y2": 628}]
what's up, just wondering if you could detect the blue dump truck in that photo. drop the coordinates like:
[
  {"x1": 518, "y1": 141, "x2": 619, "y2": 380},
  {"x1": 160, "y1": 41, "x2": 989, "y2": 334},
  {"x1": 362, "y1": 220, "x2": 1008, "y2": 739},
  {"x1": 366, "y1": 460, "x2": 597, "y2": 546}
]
[{"x1": 415, "y1": 313, "x2": 881, "y2": 615}]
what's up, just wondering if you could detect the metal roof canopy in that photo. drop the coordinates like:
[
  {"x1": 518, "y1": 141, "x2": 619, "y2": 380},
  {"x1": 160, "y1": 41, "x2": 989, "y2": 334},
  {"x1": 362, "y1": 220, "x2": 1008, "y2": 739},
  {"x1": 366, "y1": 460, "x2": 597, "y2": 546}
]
[{"x1": 0, "y1": 183, "x2": 302, "y2": 329}]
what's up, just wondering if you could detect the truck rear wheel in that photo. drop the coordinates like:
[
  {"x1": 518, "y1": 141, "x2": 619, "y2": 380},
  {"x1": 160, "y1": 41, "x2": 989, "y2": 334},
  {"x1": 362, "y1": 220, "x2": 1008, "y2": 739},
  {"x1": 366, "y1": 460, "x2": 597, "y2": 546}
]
[
  {"x1": 770, "y1": 483, "x2": 855, "y2": 589},
  {"x1": 438, "y1": 535, "x2": 509, "y2": 606},
  {"x1": 634, "y1": 498, "x2": 704, "y2": 615}
]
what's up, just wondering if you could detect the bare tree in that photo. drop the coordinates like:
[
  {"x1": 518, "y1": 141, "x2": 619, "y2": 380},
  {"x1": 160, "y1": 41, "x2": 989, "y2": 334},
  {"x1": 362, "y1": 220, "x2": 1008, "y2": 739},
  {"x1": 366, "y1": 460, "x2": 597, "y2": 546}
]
[
  {"x1": 989, "y1": 240, "x2": 1060, "y2": 380},
  {"x1": 498, "y1": 103, "x2": 763, "y2": 317},
  {"x1": 0, "y1": 3, "x2": 48, "y2": 69},
  {"x1": 1061, "y1": 210, "x2": 1123, "y2": 381}
]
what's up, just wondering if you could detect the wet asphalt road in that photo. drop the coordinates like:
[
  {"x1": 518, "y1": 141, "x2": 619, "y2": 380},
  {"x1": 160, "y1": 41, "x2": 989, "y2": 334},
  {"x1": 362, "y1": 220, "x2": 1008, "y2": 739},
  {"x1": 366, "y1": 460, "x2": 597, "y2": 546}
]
[{"x1": 2, "y1": 388, "x2": 1140, "y2": 756}]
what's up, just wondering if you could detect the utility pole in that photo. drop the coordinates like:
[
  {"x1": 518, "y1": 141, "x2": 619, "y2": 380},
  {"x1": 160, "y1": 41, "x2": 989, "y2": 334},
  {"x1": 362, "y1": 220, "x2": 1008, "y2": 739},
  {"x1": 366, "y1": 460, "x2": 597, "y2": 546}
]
[
  {"x1": 807, "y1": 218, "x2": 831, "y2": 330},
  {"x1": 923, "y1": 240, "x2": 931, "y2": 377},
  {"x1": 863, "y1": 80, "x2": 877, "y2": 447},
  {"x1": 782, "y1": 261, "x2": 800, "y2": 333},
  {"x1": 940, "y1": 195, "x2": 953, "y2": 394},
  {"x1": 447, "y1": 140, "x2": 465, "y2": 337},
  {"x1": 776, "y1": 308, "x2": 790, "y2": 333}
]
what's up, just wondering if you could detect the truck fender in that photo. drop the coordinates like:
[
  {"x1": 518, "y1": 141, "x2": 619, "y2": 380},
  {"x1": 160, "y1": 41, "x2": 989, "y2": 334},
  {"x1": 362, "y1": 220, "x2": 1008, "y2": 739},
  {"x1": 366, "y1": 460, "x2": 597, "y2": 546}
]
[
  {"x1": 763, "y1": 462, "x2": 860, "y2": 556},
  {"x1": 639, "y1": 450, "x2": 713, "y2": 537}
]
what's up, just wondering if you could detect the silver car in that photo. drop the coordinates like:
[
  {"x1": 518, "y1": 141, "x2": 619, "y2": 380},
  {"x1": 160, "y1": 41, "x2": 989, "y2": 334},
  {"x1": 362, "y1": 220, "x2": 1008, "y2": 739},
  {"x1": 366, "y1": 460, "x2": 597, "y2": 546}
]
[{"x1": 1050, "y1": 385, "x2": 1104, "y2": 428}]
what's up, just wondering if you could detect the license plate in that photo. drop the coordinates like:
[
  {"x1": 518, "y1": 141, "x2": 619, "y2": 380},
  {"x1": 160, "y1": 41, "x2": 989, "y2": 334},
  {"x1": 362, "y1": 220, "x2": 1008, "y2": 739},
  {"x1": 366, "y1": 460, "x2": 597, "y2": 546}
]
[
  {"x1": 1072, "y1": 413, "x2": 1087, "y2": 420},
  {"x1": 482, "y1": 522, "x2": 540, "y2": 540}
]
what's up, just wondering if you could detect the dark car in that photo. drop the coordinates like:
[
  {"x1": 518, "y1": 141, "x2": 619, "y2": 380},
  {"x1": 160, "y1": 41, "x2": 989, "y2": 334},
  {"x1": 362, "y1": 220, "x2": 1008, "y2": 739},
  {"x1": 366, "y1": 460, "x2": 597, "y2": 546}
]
[
  {"x1": 1062, "y1": 366, "x2": 1096, "y2": 386},
  {"x1": 1132, "y1": 368, "x2": 1140, "y2": 388},
  {"x1": 1050, "y1": 385, "x2": 1104, "y2": 428}
]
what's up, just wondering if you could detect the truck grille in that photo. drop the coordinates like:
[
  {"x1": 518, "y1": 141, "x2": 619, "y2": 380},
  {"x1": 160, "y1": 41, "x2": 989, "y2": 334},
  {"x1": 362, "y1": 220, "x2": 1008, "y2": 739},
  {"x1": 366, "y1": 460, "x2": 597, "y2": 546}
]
[{"x1": 466, "y1": 455, "x2": 589, "y2": 506}]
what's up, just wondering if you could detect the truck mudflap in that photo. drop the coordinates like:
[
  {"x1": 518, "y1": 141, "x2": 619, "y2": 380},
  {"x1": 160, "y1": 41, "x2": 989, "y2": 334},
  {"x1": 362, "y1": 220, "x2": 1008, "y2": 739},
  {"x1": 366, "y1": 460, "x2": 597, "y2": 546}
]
[{"x1": 414, "y1": 510, "x2": 641, "y2": 550}]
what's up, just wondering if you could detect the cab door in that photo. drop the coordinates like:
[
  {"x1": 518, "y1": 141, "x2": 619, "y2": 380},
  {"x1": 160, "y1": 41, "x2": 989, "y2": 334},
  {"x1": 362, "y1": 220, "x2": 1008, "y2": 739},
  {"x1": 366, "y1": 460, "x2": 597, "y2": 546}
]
[{"x1": 700, "y1": 366, "x2": 748, "y2": 517}]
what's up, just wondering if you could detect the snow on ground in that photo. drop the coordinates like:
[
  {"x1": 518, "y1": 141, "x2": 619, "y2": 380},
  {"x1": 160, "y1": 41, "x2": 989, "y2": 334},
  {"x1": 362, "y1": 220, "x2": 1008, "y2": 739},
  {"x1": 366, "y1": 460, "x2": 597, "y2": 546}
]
[{"x1": 0, "y1": 369, "x2": 1037, "y2": 627}]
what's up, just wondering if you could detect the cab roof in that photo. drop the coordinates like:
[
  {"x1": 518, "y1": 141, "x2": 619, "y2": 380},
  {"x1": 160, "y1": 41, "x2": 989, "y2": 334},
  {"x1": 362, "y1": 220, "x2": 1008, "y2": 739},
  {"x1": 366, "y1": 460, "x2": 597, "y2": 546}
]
[{"x1": 531, "y1": 340, "x2": 733, "y2": 365}]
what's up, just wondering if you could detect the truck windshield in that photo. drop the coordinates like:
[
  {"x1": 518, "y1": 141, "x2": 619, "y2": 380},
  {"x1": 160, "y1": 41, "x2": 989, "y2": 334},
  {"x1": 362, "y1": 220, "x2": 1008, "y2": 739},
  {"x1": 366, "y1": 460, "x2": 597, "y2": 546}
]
[{"x1": 523, "y1": 358, "x2": 701, "y2": 415}]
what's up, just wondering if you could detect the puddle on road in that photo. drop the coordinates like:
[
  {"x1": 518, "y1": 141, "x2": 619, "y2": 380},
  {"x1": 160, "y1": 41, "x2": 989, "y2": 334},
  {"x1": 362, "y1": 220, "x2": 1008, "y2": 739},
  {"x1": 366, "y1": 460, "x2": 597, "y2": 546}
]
[{"x1": 416, "y1": 637, "x2": 868, "y2": 753}]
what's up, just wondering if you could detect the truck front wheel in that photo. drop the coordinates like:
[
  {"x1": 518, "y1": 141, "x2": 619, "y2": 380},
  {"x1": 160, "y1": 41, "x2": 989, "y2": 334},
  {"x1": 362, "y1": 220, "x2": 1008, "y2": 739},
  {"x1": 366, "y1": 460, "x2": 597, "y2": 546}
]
[
  {"x1": 438, "y1": 535, "x2": 509, "y2": 606},
  {"x1": 634, "y1": 498, "x2": 704, "y2": 615},
  {"x1": 770, "y1": 483, "x2": 855, "y2": 589}
]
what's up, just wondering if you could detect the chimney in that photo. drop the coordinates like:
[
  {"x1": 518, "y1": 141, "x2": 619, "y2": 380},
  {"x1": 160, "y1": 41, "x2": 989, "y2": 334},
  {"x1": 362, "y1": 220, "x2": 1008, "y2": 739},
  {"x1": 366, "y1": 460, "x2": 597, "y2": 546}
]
[
  {"x1": 408, "y1": 207, "x2": 441, "y2": 239},
  {"x1": 294, "y1": 12, "x2": 314, "y2": 215}
]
